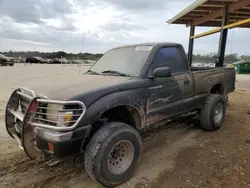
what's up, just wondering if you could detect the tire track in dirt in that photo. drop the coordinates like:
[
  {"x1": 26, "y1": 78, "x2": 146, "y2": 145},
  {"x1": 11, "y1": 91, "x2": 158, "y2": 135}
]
[
  {"x1": 0, "y1": 65, "x2": 212, "y2": 188},
  {"x1": 0, "y1": 116, "x2": 199, "y2": 188}
]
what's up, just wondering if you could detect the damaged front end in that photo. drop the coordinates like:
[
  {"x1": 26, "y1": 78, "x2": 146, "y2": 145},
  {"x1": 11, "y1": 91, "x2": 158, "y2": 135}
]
[{"x1": 5, "y1": 87, "x2": 87, "y2": 161}]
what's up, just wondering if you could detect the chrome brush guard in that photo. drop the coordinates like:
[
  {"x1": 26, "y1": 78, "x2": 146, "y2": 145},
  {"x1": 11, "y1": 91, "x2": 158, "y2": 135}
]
[{"x1": 5, "y1": 87, "x2": 86, "y2": 160}]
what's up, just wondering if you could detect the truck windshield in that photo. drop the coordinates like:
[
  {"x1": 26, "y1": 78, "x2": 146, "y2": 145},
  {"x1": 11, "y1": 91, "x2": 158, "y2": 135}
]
[{"x1": 89, "y1": 46, "x2": 153, "y2": 76}]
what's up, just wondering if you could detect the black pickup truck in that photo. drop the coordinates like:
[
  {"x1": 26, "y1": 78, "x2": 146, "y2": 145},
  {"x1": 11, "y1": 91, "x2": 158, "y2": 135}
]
[{"x1": 5, "y1": 42, "x2": 235, "y2": 187}]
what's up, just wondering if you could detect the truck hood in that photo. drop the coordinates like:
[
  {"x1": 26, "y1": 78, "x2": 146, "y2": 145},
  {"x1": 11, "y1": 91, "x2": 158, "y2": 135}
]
[{"x1": 30, "y1": 74, "x2": 130, "y2": 101}]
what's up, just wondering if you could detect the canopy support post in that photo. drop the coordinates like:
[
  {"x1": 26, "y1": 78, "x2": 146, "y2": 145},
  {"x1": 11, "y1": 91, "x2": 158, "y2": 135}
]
[
  {"x1": 188, "y1": 24, "x2": 195, "y2": 66},
  {"x1": 216, "y1": 6, "x2": 229, "y2": 67}
]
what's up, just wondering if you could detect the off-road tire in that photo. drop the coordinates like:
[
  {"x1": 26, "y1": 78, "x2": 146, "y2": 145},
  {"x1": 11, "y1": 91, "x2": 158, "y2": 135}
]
[
  {"x1": 200, "y1": 94, "x2": 226, "y2": 131},
  {"x1": 9, "y1": 63, "x2": 14, "y2": 66},
  {"x1": 84, "y1": 122, "x2": 142, "y2": 187},
  {"x1": 224, "y1": 94, "x2": 228, "y2": 103}
]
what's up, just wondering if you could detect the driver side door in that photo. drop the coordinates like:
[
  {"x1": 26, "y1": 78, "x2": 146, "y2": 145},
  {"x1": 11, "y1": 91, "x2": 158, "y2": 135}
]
[{"x1": 146, "y1": 46, "x2": 193, "y2": 126}]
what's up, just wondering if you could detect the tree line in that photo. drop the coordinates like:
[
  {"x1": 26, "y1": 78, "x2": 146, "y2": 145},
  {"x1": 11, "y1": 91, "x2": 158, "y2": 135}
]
[
  {"x1": 193, "y1": 53, "x2": 250, "y2": 63},
  {"x1": 1, "y1": 51, "x2": 250, "y2": 62},
  {"x1": 2, "y1": 51, "x2": 103, "y2": 60}
]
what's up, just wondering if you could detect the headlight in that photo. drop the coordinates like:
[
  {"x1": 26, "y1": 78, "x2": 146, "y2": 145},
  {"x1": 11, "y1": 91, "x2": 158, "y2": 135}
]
[
  {"x1": 57, "y1": 111, "x2": 73, "y2": 126},
  {"x1": 46, "y1": 104, "x2": 73, "y2": 127}
]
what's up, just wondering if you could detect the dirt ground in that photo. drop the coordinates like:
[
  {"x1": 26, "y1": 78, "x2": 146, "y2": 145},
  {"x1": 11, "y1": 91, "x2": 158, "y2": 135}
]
[
  {"x1": 236, "y1": 74, "x2": 250, "y2": 92},
  {"x1": 0, "y1": 64, "x2": 250, "y2": 188}
]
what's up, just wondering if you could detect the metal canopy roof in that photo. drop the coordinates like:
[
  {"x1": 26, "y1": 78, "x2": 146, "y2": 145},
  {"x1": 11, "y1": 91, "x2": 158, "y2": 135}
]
[{"x1": 168, "y1": 0, "x2": 250, "y2": 28}]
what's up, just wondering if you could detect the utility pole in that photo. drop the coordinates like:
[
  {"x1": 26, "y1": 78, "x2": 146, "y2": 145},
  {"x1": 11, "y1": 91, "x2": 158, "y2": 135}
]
[{"x1": 81, "y1": 31, "x2": 86, "y2": 54}]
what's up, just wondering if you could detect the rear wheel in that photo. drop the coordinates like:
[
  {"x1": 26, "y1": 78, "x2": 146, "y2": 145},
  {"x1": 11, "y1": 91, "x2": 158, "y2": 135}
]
[
  {"x1": 200, "y1": 94, "x2": 226, "y2": 131},
  {"x1": 84, "y1": 122, "x2": 142, "y2": 187},
  {"x1": 9, "y1": 63, "x2": 14, "y2": 66},
  {"x1": 224, "y1": 94, "x2": 228, "y2": 103}
]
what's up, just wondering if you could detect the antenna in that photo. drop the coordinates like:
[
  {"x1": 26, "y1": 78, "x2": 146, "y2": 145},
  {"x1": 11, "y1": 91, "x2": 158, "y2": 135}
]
[
  {"x1": 78, "y1": 31, "x2": 86, "y2": 74},
  {"x1": 81, "y1": 31, "x2": 86, "y2": 54},
  {"x1": 77, "y1": 31, "x2": 85, "y2": 60}
]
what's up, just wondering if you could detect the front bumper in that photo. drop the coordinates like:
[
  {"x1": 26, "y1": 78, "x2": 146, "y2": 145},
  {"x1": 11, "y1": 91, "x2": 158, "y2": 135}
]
[
  {"x1": 5, "y1": 87, "x2": 90, "y2": 160},
  {"x1": 35, "y1": 125, "x2": 91, "y2": 157}
]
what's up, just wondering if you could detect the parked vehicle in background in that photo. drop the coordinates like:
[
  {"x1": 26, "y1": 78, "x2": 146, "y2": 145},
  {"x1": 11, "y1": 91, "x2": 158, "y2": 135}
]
[
  {"x1": 5, "y1": 42, "x2": 235, "y2": 187},
  {"x1": 52, "y1": 58, "x2": 61, "y2": 64},
  {"x1": 52, "y1": 57, "x2": 70, "y2": 64},
  {"x1": 26, "y1": 56, "x2": 43, "y2": 64},
  {"x1": 196, "y1": 63, "x2": 203, "y2": 67},
  {"x1": 192, "y1": 62, "x2": 203, "y2": 67},
  {"x1": 25, "y1": 57, "x2": 52, "y2": 64},
  {"x1": 0, "y1": 54, "x2": 15, "y2": 66},
  {"x1": 84, "y1": 60, "x2": 96, "y2": 64},
  {"x1": 40, "y1": 58, "x2": 52, "y2": 64},
  {"x1": 14, "y1": 59, "x2": 20, "y2": 63},
  {"x1": 46, "y1": 59, "x2": 53, "y2": 64},
  {"x1": 209, "y1": 63, "x2": 215, "y2": 67}
]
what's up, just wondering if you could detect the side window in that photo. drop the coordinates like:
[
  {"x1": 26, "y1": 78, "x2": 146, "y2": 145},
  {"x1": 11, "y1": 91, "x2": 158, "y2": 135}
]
[{"x1": 152, "y1": 47, "x2": 187, "y2": 73}]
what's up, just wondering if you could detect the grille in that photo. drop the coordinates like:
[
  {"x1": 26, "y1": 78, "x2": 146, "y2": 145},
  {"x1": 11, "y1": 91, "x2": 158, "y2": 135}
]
[
  {"x1": 30, "y1": 102, "x2": 84, "y2": 127},
  {"x1": 28, "y1": 99, "x2": 86, "y2": 130},
  {"x1": 7, "y1": 87, "x2": 86, "y2": 131}
]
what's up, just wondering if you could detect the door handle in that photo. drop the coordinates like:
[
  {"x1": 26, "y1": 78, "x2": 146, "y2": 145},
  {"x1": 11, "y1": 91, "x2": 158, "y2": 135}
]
[{"x1": 184, "y1": 79, "x2": 190, "y2": 85}]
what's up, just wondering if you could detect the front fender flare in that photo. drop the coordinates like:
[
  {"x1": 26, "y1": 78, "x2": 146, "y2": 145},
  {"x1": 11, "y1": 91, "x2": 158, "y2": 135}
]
[{"x1": 79, "y1": 90, "x2": 147, "y2": 128}]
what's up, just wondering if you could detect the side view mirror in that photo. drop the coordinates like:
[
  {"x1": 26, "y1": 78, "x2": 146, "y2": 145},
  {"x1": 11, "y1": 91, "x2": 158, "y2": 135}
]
[{"x1": 150, "y1": 67, "x2": 171, "y2": 78}]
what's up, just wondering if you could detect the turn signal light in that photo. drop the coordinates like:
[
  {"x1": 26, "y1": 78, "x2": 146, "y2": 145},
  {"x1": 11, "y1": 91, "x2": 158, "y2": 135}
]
[{"x1": 48, "y1": 142, "x2": 54, "y2": 153}]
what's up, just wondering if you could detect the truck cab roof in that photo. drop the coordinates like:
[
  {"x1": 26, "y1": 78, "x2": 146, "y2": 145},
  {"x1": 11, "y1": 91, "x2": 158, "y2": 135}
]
[{"x1": 113, "y1": 42, "x2": 182, "y2": 49}]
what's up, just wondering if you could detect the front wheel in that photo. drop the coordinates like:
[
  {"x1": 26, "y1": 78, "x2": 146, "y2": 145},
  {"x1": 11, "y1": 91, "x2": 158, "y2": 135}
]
[
  {"x1": 84, "y1": 122, "x2": 142, "y2": 187},
  {"x1": 200, "y1": 94, "x2": 226, "y2": 131}
]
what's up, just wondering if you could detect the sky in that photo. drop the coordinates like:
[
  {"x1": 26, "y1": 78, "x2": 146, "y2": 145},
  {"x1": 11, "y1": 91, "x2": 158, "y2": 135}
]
[{"x1": 0, "y1": 0, "x2": 249, "y2": 55}]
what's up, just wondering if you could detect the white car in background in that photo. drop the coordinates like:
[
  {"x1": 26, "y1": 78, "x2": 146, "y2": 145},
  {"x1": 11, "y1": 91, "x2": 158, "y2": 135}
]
[
  {"x1": 0, "y1": 54, "x2": 15, "y2": 66},
  {"x1": 193, "y1": 63, "x2": 203, "y2": 67}
]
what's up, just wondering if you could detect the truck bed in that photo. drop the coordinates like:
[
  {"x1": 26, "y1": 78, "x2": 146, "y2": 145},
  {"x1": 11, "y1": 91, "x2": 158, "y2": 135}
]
[{"x1": 190, "y1": 66, "x2": 235, "y2": 101}]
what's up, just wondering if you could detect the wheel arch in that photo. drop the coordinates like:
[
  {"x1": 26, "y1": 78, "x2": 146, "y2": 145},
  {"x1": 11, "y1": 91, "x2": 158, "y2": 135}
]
[
  {"x1": 99, "y1": 105, "x2": 142, "y2": 129},
  {"x1": 210, "y1": 84, "x2": 225, "y2": 95},
  {"x1": 79, "y1": 89, "x2": 147, "y2": 130}
]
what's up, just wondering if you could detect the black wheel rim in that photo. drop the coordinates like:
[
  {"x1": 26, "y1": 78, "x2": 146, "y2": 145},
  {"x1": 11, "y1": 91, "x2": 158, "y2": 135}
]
[
  {"x1": 107, "y1": 140, "x2": 134, "y2": 175},
  {"x1": 214, "y1": 103, "x2": 223, "y2": 124}
]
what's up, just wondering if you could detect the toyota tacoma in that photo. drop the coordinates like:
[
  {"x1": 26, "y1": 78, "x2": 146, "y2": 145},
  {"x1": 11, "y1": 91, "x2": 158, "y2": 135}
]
[{"x1": 5, "y1": 42, "x2": 235, "y2": 187}]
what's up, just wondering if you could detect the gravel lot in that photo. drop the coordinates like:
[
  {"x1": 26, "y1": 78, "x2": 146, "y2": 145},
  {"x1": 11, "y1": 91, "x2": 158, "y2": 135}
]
[
  {"x1": 236, "y1": 74, "x2": 250, "y2": 92},
  {"x1": 0, "y1": 64, "x2": 250, "y2": 188}
]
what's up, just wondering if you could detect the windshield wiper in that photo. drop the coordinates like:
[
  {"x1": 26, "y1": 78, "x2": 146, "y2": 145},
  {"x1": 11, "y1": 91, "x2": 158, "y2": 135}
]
[
  {"x1": 102, "y1": 70, "x2": 128, "y2": 76},
  {"x1": 87, "y1": 70, "x2": 99, "y2": 75}
]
